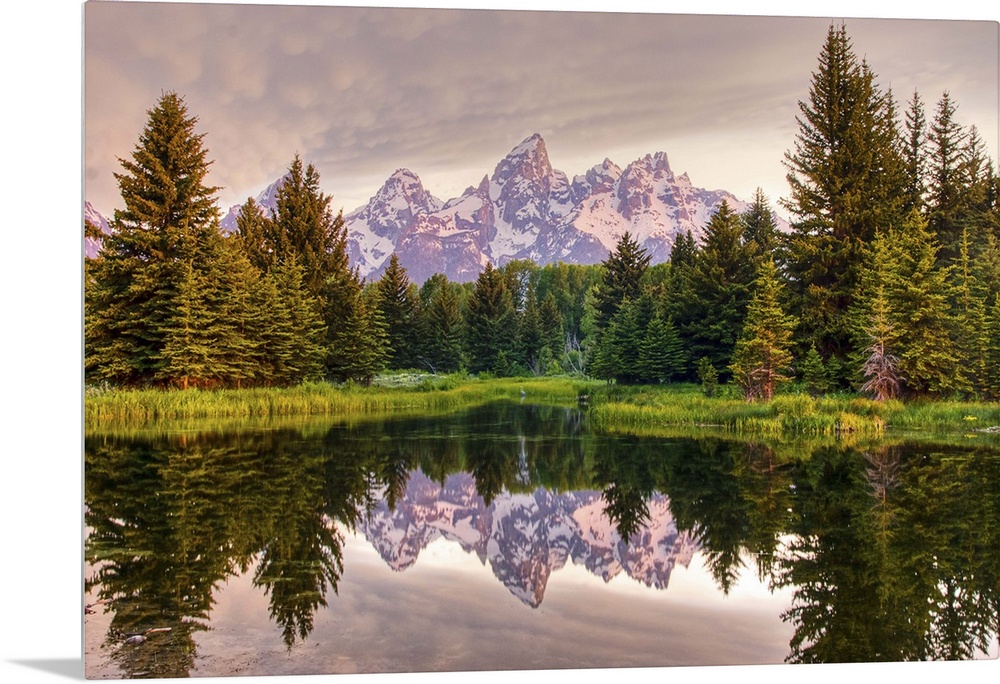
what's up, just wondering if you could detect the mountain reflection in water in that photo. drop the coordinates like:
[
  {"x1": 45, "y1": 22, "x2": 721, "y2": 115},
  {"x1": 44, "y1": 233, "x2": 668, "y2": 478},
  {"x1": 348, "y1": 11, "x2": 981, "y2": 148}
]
[
  {"x1": 360, "y1": 470, "x2": 697, "y2": 607},
  {"x1": 84, "y1": 402, "x2": 1000, "y2": 678}
]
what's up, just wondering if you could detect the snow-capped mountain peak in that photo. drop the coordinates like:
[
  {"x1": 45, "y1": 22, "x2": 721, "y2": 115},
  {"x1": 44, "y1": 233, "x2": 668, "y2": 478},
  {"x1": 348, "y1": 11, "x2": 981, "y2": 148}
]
[{"x1": 87, "y1": 133, "x2": 785, "y2": 281}]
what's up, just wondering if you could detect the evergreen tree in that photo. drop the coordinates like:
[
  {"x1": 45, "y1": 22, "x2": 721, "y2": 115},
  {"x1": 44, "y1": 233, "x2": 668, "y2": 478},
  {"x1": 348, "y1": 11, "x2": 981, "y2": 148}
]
[
  {"x1": 270, "y1": 154, "x2": 349, "y2": 297},
  {"x1": 592, "y1": 231, "x2": 651, "y2": 333},
  {"x1": 423, "y1": 280, "x2": 466, "y2": 373},
  {"x1": 697, "y1": 357, "x2": 719, "y2": 398},
  {"x1": 950, "y1": 228, "x2": 991, "y2": 397},
  {"x1": 539, "y1": 292, "x2": 566, "y2": 362},
  {"x1": 859, "y1": 281, "x2": 902, "y2": 402},
  {"x1": 886, "y1": 213, "x2": 962, "y2": 397},
  {"x1": 799, "y1": 343, "x2": 831, "y2": 398},
  {"x1": 466, "y1": 263, "x2": 515, "y2": 374},
  {"x1": 903, "y1": 89, "x2": 928, "y2": 214},
  {"x1": 676, "y1": 200, "x2": 756, "y2": 376},
  {"x1": 375, "y1": 254, "x2": 418, "y2": 370},
  {"x1": 669, "y1": 230, "x2": 697, "y2": 269},
  {"x1": 729, "y1": 259, "x2": 798, "y2": 401},
  {"x1": 234, "y1": 196, "x2": 276, "y2": 273},
  {"x1": 85, "y1": 92, "x2": 230, "y2": 388},
  {"x1": 324, "y1": 271, "x2": 388, "y2": 384},
  {"x1": 781, "y1": 24, "x2": 908, "y2": 384},
  {"x1": 985, "y1": 294, "x2": 1000, "y2": 400},
  {"x1": 926, "y1": 92, "x2": 969, "y2": 266},
  {"x1": 741, "y1": 188, "x2": 780, "y2": 262},
  {"x1": 639, "y1": 312, "x2": 687, "y2": 384},
  {"x1": 157, "y1": 260, "x2": 217, "y2": 390},
  {"x1": 854, "y1": 229, "x2": 902, "y2": 400},
  {"x1": 516, "y1": 284, "x2": 546, "y2": 373},
  {"x1": 270, "y1": 257, "x2": 327, "y2": 384},
  {"x1": 159, "y1": 235, "x2": 261, "y2": 389},
  {"x1": 593, "y1": 298, "x2": 642, "y2": 384}
]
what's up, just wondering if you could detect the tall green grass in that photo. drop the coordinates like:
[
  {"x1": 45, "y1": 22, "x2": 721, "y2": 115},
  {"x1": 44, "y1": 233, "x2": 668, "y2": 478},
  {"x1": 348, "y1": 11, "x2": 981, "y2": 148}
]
[
  {"x1": 85, "y1": 375, "x2": 593, "y2": 427},
  {"x1": 585, "y1": 383, "x2": 1000, "y2": 438},
  {"x1": 85, "y1": 375, "x2": 1000, "y2": 439}
]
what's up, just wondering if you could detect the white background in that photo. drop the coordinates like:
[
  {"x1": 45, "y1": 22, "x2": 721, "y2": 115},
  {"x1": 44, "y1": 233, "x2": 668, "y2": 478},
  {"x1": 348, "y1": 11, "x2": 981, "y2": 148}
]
[{"x1": 2, "y1": 1, "x2": 997, "y2": 683}]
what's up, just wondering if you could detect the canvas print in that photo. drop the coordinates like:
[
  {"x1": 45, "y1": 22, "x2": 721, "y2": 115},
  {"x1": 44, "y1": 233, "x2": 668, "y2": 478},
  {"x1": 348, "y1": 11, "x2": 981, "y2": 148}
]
[{"x1": 83, "y1": 1, "x2": 1000, "y2": 680}]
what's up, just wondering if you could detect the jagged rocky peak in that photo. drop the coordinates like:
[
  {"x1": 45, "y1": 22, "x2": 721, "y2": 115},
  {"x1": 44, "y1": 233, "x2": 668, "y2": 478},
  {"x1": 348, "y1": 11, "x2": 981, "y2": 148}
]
[
  {"x1": 615, "y1": 152, "x2": 677, "y2": 220},
  {"x1": 373, "y1": 168, "x2": 441, "y2": 214},
  {"x1": 572, "y1": 158, "x2": 623, "y2": 200},
  {"x1": 350, "y1": 168, "x2": 443, "y2": 242},
  {"x1": 492, "y1": 133, "x2": 554, "y2": 186}
]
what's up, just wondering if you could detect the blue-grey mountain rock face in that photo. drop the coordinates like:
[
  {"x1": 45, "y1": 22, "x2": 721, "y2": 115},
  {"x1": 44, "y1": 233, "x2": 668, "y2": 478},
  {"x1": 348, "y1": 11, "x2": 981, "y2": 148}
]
[
  {"x1": 86, "y1": 134, "x2": 786, "y2": 282},
  {"x1": 358, "y1": 470, "x2": 698, "y2": 608}
]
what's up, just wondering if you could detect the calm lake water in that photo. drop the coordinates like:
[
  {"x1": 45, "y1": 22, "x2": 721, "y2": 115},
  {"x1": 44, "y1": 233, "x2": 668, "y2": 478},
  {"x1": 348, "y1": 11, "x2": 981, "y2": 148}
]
[{"x1": 84, "y1": 402, "x2": 999, "y2": 678}]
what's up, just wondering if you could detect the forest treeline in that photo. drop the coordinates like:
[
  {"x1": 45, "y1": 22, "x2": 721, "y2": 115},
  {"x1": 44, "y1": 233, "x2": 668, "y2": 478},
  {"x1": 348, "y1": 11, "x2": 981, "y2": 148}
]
[{"x1": 85, "y1": 26, "x2": 1000, "y2": 400}]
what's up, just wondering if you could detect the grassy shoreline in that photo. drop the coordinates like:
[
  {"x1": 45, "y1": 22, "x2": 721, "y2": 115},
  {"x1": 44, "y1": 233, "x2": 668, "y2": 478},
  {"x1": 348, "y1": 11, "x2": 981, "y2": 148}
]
[
  {"x1": 85, "y1": 374, "x2": 1000, "y2": 438},
  {"x1": 84, "y1": 374, "x2": 590, "y2": 425},
  {"x1": 585, "y1": 384, "x2": 1000, "y2": 437}
]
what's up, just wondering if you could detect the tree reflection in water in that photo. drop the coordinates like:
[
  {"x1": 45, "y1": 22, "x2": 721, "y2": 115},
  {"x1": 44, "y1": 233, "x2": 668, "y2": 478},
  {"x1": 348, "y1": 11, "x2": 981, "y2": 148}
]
[{"x1": 85, "y1": 402, "x2": 999, "y2": 677}]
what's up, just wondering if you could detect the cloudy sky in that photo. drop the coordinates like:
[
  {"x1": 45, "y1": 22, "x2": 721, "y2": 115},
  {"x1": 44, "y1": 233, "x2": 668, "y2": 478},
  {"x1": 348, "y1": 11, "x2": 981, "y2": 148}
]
[{"x1": 83, "y1": 1, "x2": 999, "y2": 221}]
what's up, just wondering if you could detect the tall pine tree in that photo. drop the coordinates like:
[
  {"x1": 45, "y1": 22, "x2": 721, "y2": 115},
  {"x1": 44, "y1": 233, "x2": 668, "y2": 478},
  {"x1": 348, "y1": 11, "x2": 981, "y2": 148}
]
[
  {"x1": 375, "y1": 254, "x2": 419, "y2": 370},
  {"x1": 85, "y1": 92, "x2": 234, "y2": 388},
  {"x1": 781, "y1": 24, "x2": 907, "y2": 385},
  {"x1": 465, "y1": 263, "x2": 515, "y2": 374},
  {"x1": 675, "y1": 200, "x2": 756, "y2": 376}
]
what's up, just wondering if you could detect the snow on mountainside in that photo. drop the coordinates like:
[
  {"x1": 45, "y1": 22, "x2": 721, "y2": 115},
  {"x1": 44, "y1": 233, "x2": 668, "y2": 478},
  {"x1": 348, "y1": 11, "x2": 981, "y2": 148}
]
[
  {"x1": 346, "y1": 133, "x2": 783, "y2": 283},
  {"x1": 345, "y1": 168, "x2": 444, "y2": 278},
  {"x1": 219, "y1": 174, "x2": 287, "y2": 234},
  {"x1": 84, "y1": 201, "x2": 111, "y2": 259},
  {"x1": 359, "y1": 469, "x2": 698, "y2": 607},
  {"x1": 86, "y1": 134, "x2": 786, "y2": 280}
]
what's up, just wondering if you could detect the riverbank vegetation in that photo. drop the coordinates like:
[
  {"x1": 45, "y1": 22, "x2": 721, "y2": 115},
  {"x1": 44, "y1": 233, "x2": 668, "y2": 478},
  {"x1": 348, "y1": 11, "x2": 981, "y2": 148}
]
[
  {"x1": 85, "y1": 25, "x2": 1000, "y2": 427},
  {"x1": 86, "y1": 374, "x2": 1000, "y2": 442}
]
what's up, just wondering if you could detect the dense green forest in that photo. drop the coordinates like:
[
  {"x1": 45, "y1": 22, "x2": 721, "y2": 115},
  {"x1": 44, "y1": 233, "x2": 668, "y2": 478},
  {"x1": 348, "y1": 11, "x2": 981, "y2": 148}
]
[{"x1": 85, "y1": 25, "x2": 1000, "y2": 402}]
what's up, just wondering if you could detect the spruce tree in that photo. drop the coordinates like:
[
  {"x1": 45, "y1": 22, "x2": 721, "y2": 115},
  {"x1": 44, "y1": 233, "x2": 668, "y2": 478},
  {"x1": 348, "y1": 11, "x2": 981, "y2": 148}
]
[
  {"x1": 729, "y1": 259, "x2": 797, "y2": 401},
  {"x1": 324, "y1": 271, "x2": 388, "y2": 384},
  {"x1": 903, "y1": 89, "x2": 928, "y2": 214},
  {"x1": 676, "y1": 200, "x2": 756, "y2": 376},
  {"x1": 466, "y1": 263, "x2": 515, "y2": 374},
  {"x1": 271, "y1": 257, "x2": 327, "y2": 384},
  {"x1": 781, "y1": 24, "x2": 907, "y2": 384},
  {"x1": 741, "y1": 188, "x2": 779, "y2": 262},
  {"x1": 423, "y1": 281, "x2": 466, "y2": 374},
  {"x1": 886, "y1": 212, "x2": 962, "y2": 397},
  {"x1": 859, "y1": 281, "x2": 902, "y2": 402},
  {"x1": 157, "y1": 260, "x2": 217, "y2": 390},
  {"x1": 375, "y1": 254, "x2": 418, "y2": 370},
  {"x1": 985, "y1": 294, "x2": 1000, "y2": 400},
  {"x1": 234, "y1": 196, "x2": 276, "y2": 273},
  {"x1": 592, "y1": 231, "x2": 651, "y2": 332},
  {"x1": 158, "y1": 234, "x2": 260, "y2": 388},
  {"x1": 639, "y1": 312, "x2": 686, "y2": 384},
  {"x1": 799, "y1": 344, "x2": 830, "y2": 398},
  {"x1": 270, "y1": 154, "x2": 349, "y2": 297},
  {"x1": 516, "y1": 284, "x2": 546, "y2": 373},
  {"x1": 926, "y1": 92, "x2": 968, "y2": 266},
  {"x1": 85, "y1": 92, "x2": 229, "y2": 388},
  {"x1": 539, "y1": 292, "x2": 565, "y2": 362}
]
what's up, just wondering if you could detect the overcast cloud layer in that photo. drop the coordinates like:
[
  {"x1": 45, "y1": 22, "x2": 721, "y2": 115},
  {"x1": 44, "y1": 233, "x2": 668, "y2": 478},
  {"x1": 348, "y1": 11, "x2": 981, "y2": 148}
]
[{"x1": 84, "y1": 2, "x2": 999, "y2": 220}]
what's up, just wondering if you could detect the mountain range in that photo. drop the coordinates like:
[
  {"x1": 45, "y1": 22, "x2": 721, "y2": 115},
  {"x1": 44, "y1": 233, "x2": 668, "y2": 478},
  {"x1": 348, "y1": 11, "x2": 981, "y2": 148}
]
[
  {"x1": 87, "y1": 134, "x2": 785, "y2": 283},
  {"x1": 358, "y1": 468, "x2": 698, "y2": 608}
]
